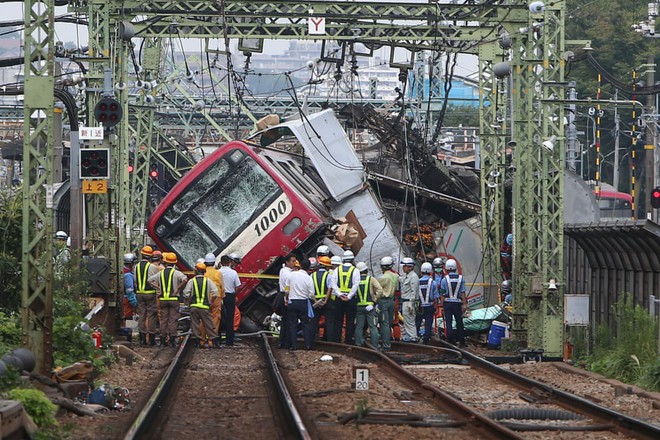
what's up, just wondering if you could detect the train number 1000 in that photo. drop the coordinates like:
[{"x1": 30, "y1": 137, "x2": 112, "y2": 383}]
[{"x1": 253, "y1": 200, "x2": 288, "y2": 237}]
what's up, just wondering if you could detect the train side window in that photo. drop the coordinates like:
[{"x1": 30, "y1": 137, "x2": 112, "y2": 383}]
[{"x1": 282, "y1": 217, "x2": 302, "y2": 235}]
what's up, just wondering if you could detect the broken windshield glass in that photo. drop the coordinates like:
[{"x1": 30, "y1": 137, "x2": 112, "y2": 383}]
[{"x1": 196, "y1": 157, "x2": 280, "y2": 241}]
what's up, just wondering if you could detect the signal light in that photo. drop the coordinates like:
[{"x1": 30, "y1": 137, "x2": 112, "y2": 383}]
[
  {"x1": 80, "y1": 148, "x2": 110, "y2": 178},
  {"x1": 149, "y1": 164, "x2": 159, "y2": 179},
  {"x1": 128, "y1": 164, "x2": 134, "y2": 173},
  {"x1": 94, "y1": 97, "x2": 123, "y2": 128},
  {"x1": 651, "y1": 186, "x2": 660, "y2": 209}
]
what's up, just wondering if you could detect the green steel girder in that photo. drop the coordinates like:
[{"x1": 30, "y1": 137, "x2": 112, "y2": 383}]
[
  {"x1": 510, "y1": 3, "x2": 565, "y2": 357},
  {"x1": 22, "y1": 0, "x2": 56, "y2": 374},
  {"x1": 479, "y1": 43, "x2": 508, "y2": 303},
  {"x1": 94, "y1": 1, "x2": 529, "y2": 52},
  {"x1": 129, "y1": 105, "x2": 156, "y2": 238}
]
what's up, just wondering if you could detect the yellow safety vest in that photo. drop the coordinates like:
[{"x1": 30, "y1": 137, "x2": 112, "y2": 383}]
[
  {"x1": 159, "y1": 268, "x2": 178, "y2": 301},
  {"x1": 312, "y1": 270, "x2": 329, "y2": 300},
  {"x1": 337, "y1": 265, "x2": 355, "y2": 293},
  {"x1": 136, "y1": 261, "x2": 155, "y2": 294},
  {"x1": 357, "y1": 276, "x2": 374, "y2": 306},
  {"x1": 190, "y1": 276, "x2": 210, "y2": 309}
]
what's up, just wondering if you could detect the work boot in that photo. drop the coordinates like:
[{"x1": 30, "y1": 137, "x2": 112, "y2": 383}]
[
  {"x1": 213, "y1": 338, "x2": 222, "y2": 349},
  {"x1": 139, "y1": 332, "x2": 147, "y2": 346},
  {"x1": 148, "y1": 334, "x2": 156, "y2": 347}
]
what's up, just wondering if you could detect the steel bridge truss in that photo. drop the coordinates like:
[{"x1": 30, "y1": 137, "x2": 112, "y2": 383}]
[{"x1": 23, "y1": 1, "x2": 567, "y2": 370}]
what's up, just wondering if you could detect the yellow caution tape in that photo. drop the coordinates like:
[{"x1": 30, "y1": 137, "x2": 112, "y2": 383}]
[{"x1": 238, "y1": 273, "x2": 279, "y2": 280}]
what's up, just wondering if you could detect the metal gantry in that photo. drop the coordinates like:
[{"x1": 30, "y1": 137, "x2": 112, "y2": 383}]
[
  {"x1": 23, "y1": 1, "x2": 568, "y2": 367},
  {"x1": 22, "y1": 0, "x2": 56, "y2": 374}
]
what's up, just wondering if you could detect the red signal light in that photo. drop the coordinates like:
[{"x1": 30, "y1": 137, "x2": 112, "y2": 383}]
[
  {"x1": 652, "y1": 186, "x2": 660, "y2": 209},
  {"x1": 128, "y1": 164, "x2": 134, "y2": 173}
]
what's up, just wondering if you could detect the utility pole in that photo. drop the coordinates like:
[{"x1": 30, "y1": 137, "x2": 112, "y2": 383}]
[
  {"x1": 613, "y1": 91, "x2": 620, "y2": 190},
  {"x1": 645, "y1": 54, "x2": 655, "y2": 219}
]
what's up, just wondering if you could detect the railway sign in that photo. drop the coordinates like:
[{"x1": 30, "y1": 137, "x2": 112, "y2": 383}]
[
  {"x1": 354, "y1": 367, "x2": 369, "y2": 391},
  {"x1": 82, "y1": 179, "x2": 108, "y2": 194}
]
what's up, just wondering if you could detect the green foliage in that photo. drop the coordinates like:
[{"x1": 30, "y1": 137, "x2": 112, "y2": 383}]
[
  {"x1": 0, "y1": 310, "x2": 21, "y2": 357},
  {"x1": 52, "y1": 315, "x2": 106, "y2": 372},
  {"x1": 0, "y1": 364, "x2": 23, "y2": 393},
  {"x1": 0, "y1": 189, "x2": 22, "y2": 311},
  {"x1": 7, "y1": 388, "x2": 57, "y2": 429},
  {"x1": 638, "y1": 357, "x2": 660, "y2": 392},
  {"x1": 356, "y1": 397, "x2": 369, "y2": 421},
  {"x1": 588, "y1": 294, "x2": 659, "y2": 387}
]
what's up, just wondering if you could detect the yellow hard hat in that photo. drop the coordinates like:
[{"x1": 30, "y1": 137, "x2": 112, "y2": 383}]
[
  {"x1": 195, "y1": 262, "x2": 206, "y2": 272},
  {"x1": 141, "y1": 245, "x2": 153, "y2": 257},
  {"x1": 163, "y1": 252, "x2": 177, "y2": 264},
  {"x1": 318, "y1": 256, "x2": 332, "y2": 267}
]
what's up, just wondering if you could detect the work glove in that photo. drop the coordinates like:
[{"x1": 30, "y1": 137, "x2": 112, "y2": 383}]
[{"x1": 365, "y1": 305, "x2": 374, "y2": 312}]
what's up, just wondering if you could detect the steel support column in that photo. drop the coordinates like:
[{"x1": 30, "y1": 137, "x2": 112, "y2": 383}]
[
  {"x1": 22, "y1": 0, "x2": 56, "y2": 374},
  {"x1": 511, "y1": 3, "x2": 565, "y2": 357}
]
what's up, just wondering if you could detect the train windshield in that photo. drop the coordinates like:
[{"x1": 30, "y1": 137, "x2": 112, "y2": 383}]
[
  {"x1": 156, "y1": 149, "x2": 281, "y2": 266},
  {"x1": 598, "y1": 194, "x2": 632, "y2": 219}
]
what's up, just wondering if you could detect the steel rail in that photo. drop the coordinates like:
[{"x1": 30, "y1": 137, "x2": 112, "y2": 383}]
[
  {"x1": 123, "y1": 334, "x2": 192, "y2": 440},
  {"x1": 312, "y1": 340, "x2": 523, "y2": 439},
  {"x1": 392, "y1": 341, "x2": 660, "y2": 440},
  {"x1": 258, "y1": 333, "x2": 312, "y2": 440}
]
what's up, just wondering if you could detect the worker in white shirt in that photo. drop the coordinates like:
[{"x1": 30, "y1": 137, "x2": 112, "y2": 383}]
[
  {"x1": 284, "y1": 258, "x2": 315, "y2": 350},
  {"x1": 277, "y1": 253, "x2": 298, "y2": 348},
  {"x1": 219, "y1": 254, "x2": 241, "y2": 346}
]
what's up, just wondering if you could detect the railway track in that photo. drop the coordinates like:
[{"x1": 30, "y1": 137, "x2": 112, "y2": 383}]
[
  {"x1": 123, "y1": 334, "x2": 310, "y2": 440},
  {"x1": 378, "y1": 341, "x2": 660, "y2": 439}
]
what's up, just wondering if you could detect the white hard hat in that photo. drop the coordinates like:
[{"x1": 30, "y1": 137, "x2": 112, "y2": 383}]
[
  {"x1": 401, "y1": 257, "x2": 415, "y2": 266},
  {"x1": 55, "y1": 230, "x2": 68, "y2": 240},
  {"x1": 228, "y1": 252, "x2": 242, "y2": 264},
  {"x1": 356, "y1": 261, "x2": 368, "y2": 273},
  {"x1": 330, "y1": 256, "x2": 342, "y2": 266},
  {"x1": 342, "y1": 250, "x2": 354, "y2": 261},
  {"x1": 421, "y1": 262, "x2": 433, "y2": 274},
  {"x1": 123, "y1": 253, "x2": 136, "y2": 264},
  {"x1": 445, "y1": 259, "x2": 457, "y2": 271},
  {"x1": 316, "y1": 245, "x2": 330, "y2": 256},
  {"x1": 432, "y1": 257, "x2": 444, "y2": 267},
  {"x1": 196, "y1": 258, "x2": 205, "y2": 265},
  {"x1": 204, "y1": 253, "x2": 216, "y2": 264},
  {"x1": 308, "y1": 257, "x2": 319, "y2": 270},
  {"x1": 380, "y1": 256, "x2": 394, "y2": 267}
]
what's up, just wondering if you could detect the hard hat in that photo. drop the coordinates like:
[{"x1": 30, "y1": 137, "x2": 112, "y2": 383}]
[
  {"x1": 342, "y1": 250, "x2": 354, "y2": 261},
  {"x1": 330, "y1": 256, "x2": 342, "y2": 266},
  {"x1": 445, "y1": 259, "x2": 457, "y2": 271},
  {"x1": 204, "y1": 253, "x2": 216, "y2": 264},
  {"x1": 55, "y1": 230, "x2": 68, "y2": 240},
  {"x1": 380, "y1": 256, "x2": 394, "y2": 267},
  {"x1": 432, "y1": 257, "x2": 444, "y2": 268},
  {"x1": 228, "y1": 252, "x2": 242, "y2": 264},
  {"x1": 318, "y1": 256, "x2": 332, "y2": 267},
  {"x1": 151, "y1": 250, "x2": 162, "y2": 260},
  {"x1": 141, "y1": 245, "x2": 153, "y2": 257},
  {"x1": 163, "y1": 252, "x2": 177, "y2": 264},
  {"x1": 401, "y1": 257, "x2": 415, "y2": 266},
  {"x1": 195, "y1": 262, "x2": 207, "y2": 272},
  {"x1": 196, "y1": 258, "x2": 205, "y2": 265},
  {"x1": 123, "y1": 253, "x2": 136, "y2": 264},
  {"x1": 294, "y1": 260, "x2": 301, "y2": 268},
  {"x1": 506, "y1": 233, "x2": 513, "y2": 246},
  {"x1": 316, "y1": 245, "x2": 330, "y2": 256},
  {"x1": 356, "y1": 261, "x2": 368, "y2": 273},
  {"x1": 420, "y1": 262, "x2": 433, "y2": 274},
  {"x1": 501, "y1": 279, "x2": 512, "y2": 291},
  {"x1": 308, "y1": 257, "x2": 319, "y2": 270}
]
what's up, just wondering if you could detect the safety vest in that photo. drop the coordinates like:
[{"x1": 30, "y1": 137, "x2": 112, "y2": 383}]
[
  {"x1": 159, "y1": 268, "x2": 178, "y2": 301},
  {"x1": 136, "y1": 261, "x2": 155, "y2": 294},
  {"x1": 312, "y1": 270, "x2": 329, "y2": 300},
  {"x1": 419, "y1": 277, "x2": 434, "y2": 307},
  {"x1": 337, "y1": 265, "x2": 356, "y2": 293},
  {"x1": 190, "y1": 276, "x2": 210, "y2": 309},
  {"x1": 444, "y1": 274, "x2": 463, "y2": 302},
  {"x1": 357, "y1": 276, "x2": 374, "y2": 306}
]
